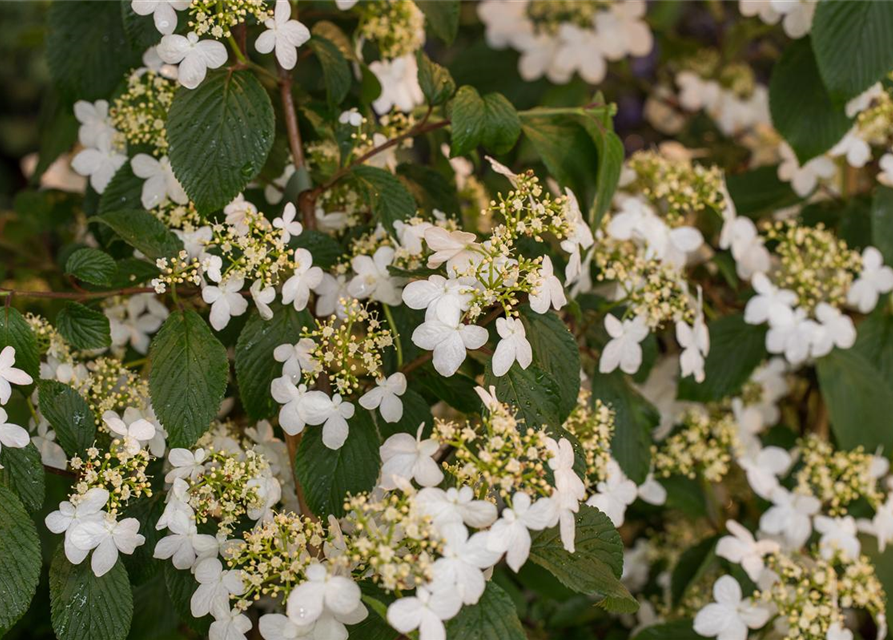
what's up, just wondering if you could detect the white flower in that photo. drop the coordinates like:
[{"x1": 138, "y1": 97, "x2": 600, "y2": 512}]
[
  {"x1": 71, "y1": 131, "x2": 127, "y2": 193},
  {"x1": 250, "y1": 280, "x2": 276, "y2": 321},
  {"x1": 759, "y1": 487, "x2": 820, "y2": 549},
  {"x1": 301, "y1": 392, "x2": 355, "y2": 450},
  {"x1": 258, "y1": 614, "x2": 312, "y2": 640},
  {"x1": 546, "y1": 437, "x2": 586, "y2": 553},
  {"x1": 0, "y1": 346, "x2": 33, "y2": 405},
  {"x1": 880, "y1": 154, "x2": 893, "y2": 187},
  {"x1": 103, "y1": 408, "x2": 156, "y2": 456},
  {"x1": 830, "y1": 129, "x2": 872, "y2": 168},
  {"x1": 810, "y1": 303, "x2": 856, "y2": 358},
  {"x1": 586, "y1": 458, "x2": 638, "y2": 527},
  {"x1": 191, "y1": 558, "x2": 246, "y2": 618},
  {"x1": 826, "y1": 623, "x2": 854, "y2": 640},
  {"x1": 273, "y1": 339, "x2": 317, "y2": 381},
  {"x1": 348, "y1": 246, "x2": 402, "y2": 306},
  {"x1": 203, "y1": 273, "x2": 249, "y2": 331},
  {"x1": 858, "y1": 496, "x2": 893, "y2": 552},
  {"x1": 777, "y1": 142, "x2": 835, "y2": 197},
  {"x1": 737, "y1": 445, "x2": 792, "y2": 500},
  {"x1": 402, "y1": 275, "x2": 475, "y2": 322},
  {"x1": 69, "y1": 516, "x2": 146, "y2": 577},
  {"x1": 487, "y1": 492, "x2": 557, "y2": 572},
  {"x1": 175, "y1": 225, "x2": 213, "y2": 260},
  {"x1": 282, "y1": 249, "x2": 324, "y2": 312},
  {"x1": 677, "y1": 293, "x2": 709, "y2": 383},
  {"x1": 272, "y1": 202, "x2": 304, "y2": 244},
  {"x1": 131, "y1": 154, "x2": 188, "y2": 210},
  {"x1": 424, "y1": 227, "x2": 482, "y2": 273},
  {"x1": 765, "y1": 307, "x2": 817, "y2": 366},
  {"x1": 529, "y1": 256, "x2": 567, "y2": 314},
  {"x1": 595, "y1": 0, "x2": 653, "y2": 59},
  {"x1": 432, "y1": 527, "x2": 501, "y2": 605},
  {"x1": 693, "y1": 575, "x2": 771, "y2": 640},
  {"x1": 369, "y1": 55, "x2": 424, "y2": 114},
  {"x1": 744, "y1": 273, "x2": 797, "y2": 326},
  {"x1": 73, "y1": 99, "x2": 113, "y2": 147},
  {"x1": 637, "y1": 473, "x2": 667, "y2": 506},
  {"x1": 416, "y1": 486, "x2": 498, "y2": 531},
  {"x1": 716, "y1": 520, "x2": 779, "y2": 582},
  {"x1": 848, "y1": 247, "x2": 893, "y2": 313},
  {"x1": 560, "y1": 189, "x2": 595, "y2": 283},
  {"x1": 255, "y1": 0, "x2": 310, "y2": 70},
  {"x1": 491, "y1": 317, "x2": 532, "y2": 377},
  {"x1": 31, "y1": 418, "x2": 67, "y2": 470},
  {"x1": 814, "y1": 515, "x2": 860, "y2": 561},
  {"x1": 131, "y1": 0, "x2": 189, "y2": 35},
  {"x1": 153, "y1": 509, "x2": 218, "y2": 570},
  {"x1": 549, "y1": 24, "x2": 605, "y2": 84},
  {"x1": 271, "y1": 377, "x2": 309, "y2": 436},
  {"x1": 339, "y1": 109, "x2": 363, "y2": 127},
  {"x1": 411, "y1": 311, "x2": 488, "y2": 377},
  {"x1": 157, "y1": 32, "x2": 228, "y2": 89},
  {"x1": 224, "y1": 194, "x2": 256, "y2": 236},
  {"x1": 45, "y1": 488, "x2": 110, "y2": 565},
  {"x1": 165, "y1": 447, "x2": 208, "y2": 482},
  {"x1": 719, "y1": 215, "x2": 771, "y2": 279},
  {"x1": 313, "y1": 273, "x2": 351, "y2": 319},
  {"x1": 772, "y1": 0, "x2": 817, "y2": 39},
  {"x1": 210, "y1": 608, "x2": 252, "y2": 640},
  {"x1": 286, "y1": 563, "x2": 362, "y2": 625},
  {"x1": 599, "y1": 315, "x2": 649, "y2": 375},
  {"x1": 359, "y1": 372, "x2": 407, "y2": 423},
  {"x1": 387, "y1": 585, "x2": 463, "y2": 640},
  {"x1": 379, "y1": 424, "x2": 443, "y2": 490},
  {"x1": 107, "y1": 293, "x2": 169, "y2": 354}
]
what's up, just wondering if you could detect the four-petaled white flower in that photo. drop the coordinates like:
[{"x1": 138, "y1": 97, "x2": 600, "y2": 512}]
[
  {"x1": 379, "y1": 424, "x2": 443, "y2": 490},
  {"x1": 339, "y1": 109, "x2": 363, "y2": 127},
  {"x1": 282, "y1": 248, "x2": 324, "y2": 312},
  {"x1": 546, "y1": 437, "x2": 586, "y2": 553},
  {"x1": 858, "y1": 495, "x2": 893, "y2": 552},
  {"x1": 810, "y1": 303, "x2": 856, "y2": 358},
  {"x1": 131, "y1": 154, "x2": 188, "y2": 210},
  {"x1": 0, "y1": 346, "x2": 33, "y2": 405},
  {"x1": 203, "y1": 273, "x2": 249, "y2": 331},
  {"x1": 158, "y1": 32, "x2": 228, "y2": 89},
  {"x1": 255, "y1": 0, "x2": 310, "y2": 70},
  {"x1": 191, "y1": 558, "x2": 246, "y2": 618},
  {"x1": 693, "y1": 575, "x2": 771, "y2": 640},
  {"x1": 491, "y1": 317, "x2": 533, "y2": 377},
  {"x1": 411, "y1": 310, "x2": 488, "y2": 378},
  {"x1": 416, "y1": 486, "x2": 498, "y2": 531},
  {"x1": 153, "y1": 509, "x2": 218, "y2": 570},
  {"x1": 560, "y1": 189, "x2": 595, "y2": 284},
  {"x1": 69, "y1": 515, "x2": 146, "y2": 577},
  {"x1": 271, "y1": 377, "x2": 309, "y2": 436},
  {"x1": 272, "y1": 202, "x2": 304, "y2": 244},
  {"x1": 165, "y1": 447, "x2": 208, "y2": 483},
  {"x1": 45, "y1": 488, "x2": 110, "y2": 565},
  {"x1": 387, "y1": 585, "x2": 463, "y2": 640},
  {"x1": 402, "y1": 275, "x2": 475, "y2": 322},
  {"x1": 250, "y1": 280, "x2": 276, "y2": 320},
  {"x1": 286, "y1": 563, "x2": 362, "y2": 625},
  {"x1": 487, "y1": 492, "x2": 557, "y2": 572},
  {"x1": 71, "y1": 130, "x2": 127, "y2": 193},
  {"x1": 814, "y1": 515, "x2": 861, "y2": 561},
  {"x1": 210, "y1": 607, "x2": 253, "y2": 640},
  {"x1": 432, "y1": 527, "x2": 501, "y2": 605},
  {"x1": 744, "y1": 273, "x2": 797, "y2": 326},
  {"x1": 348, "y1": 246, "x2": 402, "y2": 306},
  {"x1": 369, "y1": 55, "x2": 424, "y2": 114},
  {"x1": 586, "y1": 458, "x2": 638, "y2": 527},
  {"x1": 759, "y1": 487, "x2": 820, "y2": 549},
  {"x1": 599, "y1": 314, "x2": 649, "y2": 375},
  {"x1": 73, "y1": 99, "x2": 113, "y2": 147},
  {"x1": 529, "y1": 256, "x2": 567, "y2": 314},
  {"x1": 103, "y1": 408, "x2": 157, "y2": 456},
  {"x1": 301, "y1": 392, "x2": 355, "y2": 450},
  {"x1": 424, "y1": 227, "x2": 482, "y2": 273},
  {"x1": 716, "y1": 520, "x2": 779, "y2": 581},
  {"x1": 131, "y1": 0, "x2": 189, "y2": 35},
  {"x1": 677, "y1": 293, "x2": 710, "y2": 383},
  {"x1": 359, "y1": 372, "x2": 407, "y2": 423},
  {"x1": 765, "y1": 307, "x2": 816, "y2": 366},
  {"x1": 848, "y1": 246, "x2": 893, "y2": 313},
  {"x1": 273, "y1": 339, "x2": 317, "y2": 381}
]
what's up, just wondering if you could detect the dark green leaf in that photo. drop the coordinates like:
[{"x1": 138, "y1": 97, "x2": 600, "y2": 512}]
[
  {"x1": 397, "y1": 163, "x2": 461, "y2": 217},
  {"x1": 671, "y1": 536, "x2": 717, "y2": 607},
  {"x1": 444, "y1": 582, "x2": 525, "y2": 640},
  {"x1": 235, "y1": 305, "x2": 312, "y2": 420},
  {"x1": 726, "y1": 165, "x2": 801, "y2": 219},
  {"x1": 149, "y1": 310, "x2": 228, "y2": 448},
  {"x1": 415, "y1": 367, "x2": 480, "y2": 413},
  {"x1": 50, "y1": 547, "x2": 133, "y2": 640},
  {"x1": 39, "y1": 380, "x2": 97, "y2": 458},
  {"x1": 812, "y1": 1, "x2": 893, "y2": 105},
  {"x1": 308, "y1": 35, "x2": 351, "y2": 105},
  {"x1": 416, "y1": 0, "x2": 460, "y2": 44},
  {"x1": 0, "y1": 442, "x2": 46, "y2": 513},
  {"x1": 485, "y1": 364, "x2": 563, "y2": 432},
  {"x1": 352, "y1": 165, "x2": 417, "y2": 233},
  {"x1": 56, "y1": 302, "x2": 112, "y2": 351},
  {"x1": 450, "y1": 86, "x2": 521, "y2": 157},
  {"x1": 0, "y1": 485, "x2": 41, "y2": 633},
  {"x1": 296, "y1": 409, "x2": 381, "y2": 518},
  {"x1": 872, "y1": 186, "x2": 893, "y2": 265},
  {"x1": 163, "y1": 563, "x2": 210, "y2": 635},
  {"x1": 91, "y1": 209, "x2": 183, "y2": 260},
  {"x1": 98, "y1": 164, "x2": 143, "y2": 215},
  {"x1": 167, "y1": 70, "x2": 275, "y2": 214},
  {"x1": 66, "y1": 248, "x2": 118, "y2": 287},
  {"x1": 0, "y1": 307, "x2": 40, "y2": 383},
  {"x1": 769, "y1": 38, "x2": 852, "y2": 164},
  {"x1": 519, "y1": 306, "x2": 580, "y2": 421},
  {"x1": 416, "y1": 51, "x2": 456, "y2": 106}
]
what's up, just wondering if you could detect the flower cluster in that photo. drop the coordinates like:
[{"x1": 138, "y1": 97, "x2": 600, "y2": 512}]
[{"x1": 653, "y1": 408, "x2": 740, "y2": 483}]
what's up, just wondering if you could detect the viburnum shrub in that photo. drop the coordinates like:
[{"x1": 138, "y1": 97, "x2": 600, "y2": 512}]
[{"x1": 4, "y1": 1, "x2": 893, "y2": 640}]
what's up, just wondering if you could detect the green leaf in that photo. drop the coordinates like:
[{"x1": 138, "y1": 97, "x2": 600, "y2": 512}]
[
  {"x1": 415, "y1": 367, "x2": 480, "y2": 413},
  {"x1": 149, "y1": 310, "x2": 228, "y2": 448},
  {"x1": 50, "y1": 547, "x2": 133, "y2": 640},
  {"x1": 235, "y1": 305, "x2": 312, "y2": 421},
  {"x1": 98, "y1": 164, "x2": 143, "y2": 215},
  {"x1": 295, "y1": 409, "x2": 381, "y2": 518},
  {"x1": 352, "y1": 165, "x2": 417, "y2": 234},
  {"x1": 872, "y1": 186, "x2": 893, "y2": 265},
  {"x1": 416, "y1": 0, "x2": 460, "y2": 44},
  {"x1": 31, "y1": 91, "x2": 79, "y2": 185},
  {"x1": 671, "y1": 536, "x2": 718, "y2": 607},
  {"x1": 167, "y1": 70, "x2": 275, "y2": 214},
  {"x1": 0, "y1": 442, "x2": 46, "y2": 513},
  {"x1": 519, "y1": 306, "x2": 580, "y2": 421},
  {"x1": 416, "y1": 51, "x2": 456, "y2": 106},
  {"x1": 677, "y1": 314, "x2": 768, "y2": 403},
  {"x1": 444, "y1": 582, "x2": 526, "y2": 640},
  {"x1": 590, "y1": 371, "x2": 656, "y2": 485},
  {"x1": 816, "y1": 347, "x2": 893, "y2": 452},
  {"x1": 91, "y1": 209, "x2": 183, "y2": 260},
  {"x1": 485, "y1": 364, "x2": 563, "y2": 432},
  {"x1": 163, "y1": 563, "x2": 210, "y2": 635},
  {"x1": 0, "y1": 485, "x2": 41, "y2": 633},
  {"x1": 397, "y1": 163, "x2": 461, "y2": 216},
  {"x1": 65, "y1": 248, "x2": 118, "y2": 286},
  {"x1": 632, "y1": 620, "x2": 700, "y2": 640},
  {"x1": 308, "y1": 35, "x2": 351, "y2": 105},
  {"x1": 726, "y1": 166, "x2": 801, "y2": 219},
  {"x1": 107, "y1": 258, "x2": 162, "y2": 289},
  {"x1": 0, "y1": 307, "x2": 40, "y2": 383},
  {"x1": 291, "y1": 230, "x2": 344, "y2": 270},
  {"x1": 46, "y1": 0, "x2": 140, "y2": 101},
  {"x1": 56, "y1": 302, "x2": 112, "y2": 351},
  {"x1": 769, "y1": 38, "x2": 852, "y2": 164},
  {"x1": 812, "y1": 1, "x2": 893, "y2": 105},
  {"x1": 39, "y1": 380, "x2": 97, "y2": 458},
  {"x1": 529, "y1": 505, "x2": 637, "y2": 613},
  {"x1": 851, "y1": 307, "x2": 893, "y2": 380},
  {"x1": 450, "y1": 86, "x2": 521, "y2": 156}
]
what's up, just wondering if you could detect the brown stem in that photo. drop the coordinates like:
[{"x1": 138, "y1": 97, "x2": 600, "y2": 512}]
[
  {"x1": 0, "y1": 286, "x2": 158, "y2": 301},
  {"x1": 44, "y1": 465, "x2": 76, "y2": 478},
  {"x1": 277, "y1": 62, "x2": 315, "y2": 231}
]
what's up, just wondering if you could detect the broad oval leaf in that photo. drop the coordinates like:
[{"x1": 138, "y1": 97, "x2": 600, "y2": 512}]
[
  {"x1": 38, "y1": 379, "x2": 97, "y2": 459},
  {"x1": 56, "y1": 302, "x2": 112, "y2": 351},
  {"x1": 0, "y1": 485, "x2": 41, "y2": 632},
  {"x1": 65, "y1": 248, "x2": 117, "y2": 287},
  {"x1": 520, "y1": 305, "x2": 581, "y2": 421},
  {"x1": 91, "y1": 209, "x2": 183, "y2": 260},
  {"x1": 444, "y1": 582, "x2": 526, "y2": 640},
  {"x1": 0, "y1": 442, "x2": 46, "y2": 513}
]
